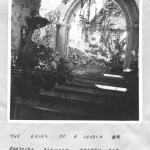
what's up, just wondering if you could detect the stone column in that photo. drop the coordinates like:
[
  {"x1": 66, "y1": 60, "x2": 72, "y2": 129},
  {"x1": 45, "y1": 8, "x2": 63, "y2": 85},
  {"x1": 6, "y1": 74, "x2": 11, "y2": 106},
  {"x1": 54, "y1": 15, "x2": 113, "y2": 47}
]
[
  {"x1": 124, "y1": 26, "x2": 133, "y2": 69},
  {"x1": 56, "y1": 23, "x2": 70, "y2": 57},
  {"x1": 123, "y1": 0, "x2": 139, "y2": 69},
  {"x1": 124, "y1": 23, "x2": 139, "y2": 69}
]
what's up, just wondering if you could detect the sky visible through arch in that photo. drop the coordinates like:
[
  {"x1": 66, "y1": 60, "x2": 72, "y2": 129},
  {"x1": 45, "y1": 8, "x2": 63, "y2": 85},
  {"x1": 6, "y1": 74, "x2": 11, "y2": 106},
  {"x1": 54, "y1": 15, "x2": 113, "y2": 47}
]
[
  {"x1": 68, "y1": 0, "x2": 127, "y2": 52},
  {"x1": 39, "y1": 0, "x2": 61, "y2": 17}
]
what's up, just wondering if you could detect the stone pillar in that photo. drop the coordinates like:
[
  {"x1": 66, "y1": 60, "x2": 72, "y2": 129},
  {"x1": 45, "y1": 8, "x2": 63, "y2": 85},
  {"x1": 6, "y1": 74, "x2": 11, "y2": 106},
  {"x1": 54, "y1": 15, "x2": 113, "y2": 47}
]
[
  {"x1": 125, "y1": 26, "x2": 133, "y2": 69},
  {"x1": 56, "y1": 23, "x2": 70, "y2": 57},
  {"x1": 121, "y1": 0, "x2": 139, "y2": 69}
]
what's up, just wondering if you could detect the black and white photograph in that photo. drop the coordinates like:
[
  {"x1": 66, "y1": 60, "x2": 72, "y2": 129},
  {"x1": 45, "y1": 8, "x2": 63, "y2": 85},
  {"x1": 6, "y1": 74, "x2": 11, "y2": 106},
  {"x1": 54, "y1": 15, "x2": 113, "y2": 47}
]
[{"x1": 10, "y1": 0, "x2": 139, "y2": 121}]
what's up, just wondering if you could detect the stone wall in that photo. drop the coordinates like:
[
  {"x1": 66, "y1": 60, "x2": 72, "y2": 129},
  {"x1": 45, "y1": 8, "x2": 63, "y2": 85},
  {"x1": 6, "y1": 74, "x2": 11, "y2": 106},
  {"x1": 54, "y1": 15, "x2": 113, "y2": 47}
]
[{"x1": 11, "y1": 0, "x2": 41, "y2": 56}]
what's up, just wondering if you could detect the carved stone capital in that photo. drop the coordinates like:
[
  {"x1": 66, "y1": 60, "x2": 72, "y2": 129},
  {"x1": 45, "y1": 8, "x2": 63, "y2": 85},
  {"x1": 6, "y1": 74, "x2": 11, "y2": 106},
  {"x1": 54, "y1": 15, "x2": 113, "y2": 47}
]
[{"x1": 56, "y1": 23, "x2": 71, "y2": 29}]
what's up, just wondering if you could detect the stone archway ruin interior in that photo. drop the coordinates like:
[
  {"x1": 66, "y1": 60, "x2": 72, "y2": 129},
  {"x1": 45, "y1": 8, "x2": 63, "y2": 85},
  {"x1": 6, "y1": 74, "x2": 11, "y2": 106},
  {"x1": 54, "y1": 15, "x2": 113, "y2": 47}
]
[
  {"x1": 11, "y1": 0, "x2": 139, "y2": 73},
  {"x1": 10, "y1": 0, "x2": 140, "y2": 121},
  {"x1": 56, "y1": 0, "x2": 139, "y2": 74}
]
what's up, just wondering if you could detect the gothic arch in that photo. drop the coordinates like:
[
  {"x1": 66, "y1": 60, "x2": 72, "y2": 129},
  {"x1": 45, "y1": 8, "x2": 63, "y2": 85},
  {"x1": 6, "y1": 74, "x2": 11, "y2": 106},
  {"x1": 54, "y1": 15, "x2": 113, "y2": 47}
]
[{"x1": 57, "y1": 0, "x2": 139, "y2": 68}]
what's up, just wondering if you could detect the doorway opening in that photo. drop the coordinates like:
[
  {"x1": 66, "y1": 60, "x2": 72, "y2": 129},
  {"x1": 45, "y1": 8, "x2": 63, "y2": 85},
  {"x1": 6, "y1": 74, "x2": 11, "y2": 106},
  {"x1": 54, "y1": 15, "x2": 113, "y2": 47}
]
[{"x1": 67, "y1": 0, "x2": 128, "y2": 75}]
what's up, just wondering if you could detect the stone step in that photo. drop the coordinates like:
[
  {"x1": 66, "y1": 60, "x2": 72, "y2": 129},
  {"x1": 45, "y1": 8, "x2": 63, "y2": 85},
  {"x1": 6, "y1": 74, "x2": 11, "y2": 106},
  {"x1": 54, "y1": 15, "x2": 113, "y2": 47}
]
[
  {"x1": 54, "y1": 84, "x2": 127, "y2": 98},
  {"x1": 80, "y1": 73, "x2": 124, "y2": 79},
  {"x1": 65, "y1": 81, "x2": 128, "y2": 93},
  {"x1": 36, "y1": 91, "x2": 126, "y2": 119},
  {"x1": 14, "y1": 94, "x2": 132, "y2": 120},
  {"x1": 72, "y1": 78, "x2": 127, "y2": 88},
  {"x1": 15, "y1": 97, "x2": 89, "y2": 119},
  {"x1": 72, "y1": 72, "x2": 124, "y2": 78},
  {"x1": 38, "y1": 90, "x2": 106, "y2": 105},
  {"x1": 38, "y1": 89, "x2": 126, "y2": 111},
  {"x1": 37, "y1": 92, "x2": 123, "y2": 117},
  {"x1": 72, "y1": 73, "x2": 128, "y2": 85}
]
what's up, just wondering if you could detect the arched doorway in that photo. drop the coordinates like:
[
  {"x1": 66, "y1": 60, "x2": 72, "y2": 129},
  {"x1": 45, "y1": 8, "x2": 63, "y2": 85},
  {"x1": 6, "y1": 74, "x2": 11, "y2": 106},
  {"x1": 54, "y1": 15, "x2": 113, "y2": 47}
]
[{"x1": 57, "y1": 0, "x2": 139, "y2": 75}]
